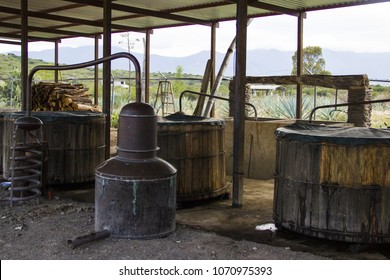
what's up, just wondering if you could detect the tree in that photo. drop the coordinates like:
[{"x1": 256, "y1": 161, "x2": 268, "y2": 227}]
[
  {"x1": 291, "y1": 46, "x2": 331, "y2": 75},
  {"x1": 172, "y1": 65, "x2": 186, "y2": 97},
  {"x1": 0, "y1": 70, "x2": 22, "y2": 109}
]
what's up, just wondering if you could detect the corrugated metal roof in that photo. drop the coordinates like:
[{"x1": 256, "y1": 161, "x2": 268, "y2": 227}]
[{"x1": 0, "y1": 0, "x2": 389, "y2": 43}]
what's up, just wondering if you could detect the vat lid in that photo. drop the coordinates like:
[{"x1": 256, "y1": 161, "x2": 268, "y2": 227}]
[
  {"x1": 164, "y1": 112, "x2": 206, "y2": 122},
  {"x1": 158, "y1": 113, "x2": 225, "y2": 125},
  {"x1": 275, "y1": 123, "x2": 390, "y2": 145}
]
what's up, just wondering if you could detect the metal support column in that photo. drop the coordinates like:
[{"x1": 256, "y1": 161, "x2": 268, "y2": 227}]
[
  {"x1": 144, "y1": 30, "x2": 151, "y2": 103},
  {"x1": 103, "y1": 0, "x2": 112, "y2": 159},
  {"x1": 54, "y1": 39, "x2": 60, "y2": 83},
  {"x1": 21, "y1": 0, "x2": 28, "y2": 111},
  {"x1": 296, "y1": 13, "x2": 305, "y2": 119},
  {"x1": 232, "y1": 0, "x2": 248, "y2": 208},
  {"x1": 94, "y1": 35, "x2": 101, "y2": 106},
  {"x1": 210, "y1": 22, "x2": 217, "y2": 117}
]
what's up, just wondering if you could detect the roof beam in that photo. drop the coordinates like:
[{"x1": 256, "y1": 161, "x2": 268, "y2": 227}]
[
  {"x1": 63, "y1": 0, "x2": 213, "y2": 26},
  {"x1": 0, "y1": 6, "x2": 145, "y2": 33},
  {"x1": 0, "y1": 39, "x2": 21, "y2": 45},
  {"x1": 0, "y1": 32, "x2": 56, "y2": 42},
  {"x1": 0, "y1": 3, "x2": 85, "y2": 22},
  {"x1": 0, "y1": 22, "x2": 94, "y2": 37},
  {"x1": 303, "y1": 0, "x2": 390, "y2": 12},
  {"x1": 226, "y1": 0, "x2": 302, "y2": 17}
]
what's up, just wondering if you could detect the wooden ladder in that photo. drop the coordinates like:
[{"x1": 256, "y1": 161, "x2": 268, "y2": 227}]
[{"x1": 153, "y1": 80, "x2": 175, "y2": 116}]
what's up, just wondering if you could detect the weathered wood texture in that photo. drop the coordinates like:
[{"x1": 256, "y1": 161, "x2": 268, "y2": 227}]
[
  {"x1": 32, "y1": 82, "x2": 101, "y2": 112},
  {"x1": 157, "y1": 120, "x2": 226, "y2": 202},
  {"x1": 274, "y1": 136, "x2": 390, "y2": 243},
  {"x1": 320, "y1": 144, "x2": 390, "y2": 187},
  {"x1": 246, "y1": 74, "x2": 369, "y2": 89},
  {"x1": 193, "y1": 59, "x2": 213, "y2": 116},
  {"x1": 0, "y1": 113, "x2": 4, "y2": 173},
  {"x1": 3, "y1": 112, "x2": 105, "y2": 184}
]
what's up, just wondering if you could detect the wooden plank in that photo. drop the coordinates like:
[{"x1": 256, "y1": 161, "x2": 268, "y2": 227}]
[
  {"x1": 193, "y1": 59, "x2": 213, "y2": 116},
  {"x1": 246, "y1": 74, "x2": 369, "y2": 89},
  {"x1": 157, "y1": 121, "x2": 226, "y2": 201}
]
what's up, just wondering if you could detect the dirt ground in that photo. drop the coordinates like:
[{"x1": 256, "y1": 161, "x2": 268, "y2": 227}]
[
  {"x1": 0, "y1": 184, "x2": 329, "y2": 260},
  {"x1": 1, "y1": 178, "x2": 390, "y2": 260}
]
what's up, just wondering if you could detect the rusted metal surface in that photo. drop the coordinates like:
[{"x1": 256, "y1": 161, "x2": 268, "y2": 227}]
[
  {"x1": 274, "y1": 123, "x2": 390, "y2": 243},
  {"x1": 95, "y1": 102, "x2": 177, "y2": 239},
  {"x1": 7, "y1": 116, "x2": 43, "y2": 207},
  {"x1": 117, "y1": 102, "x2": 157, "y2": 158},
  {"x1": 95, "y1": 175, "x2": 176, "y2": 239},
  {"x1": 68, "y1": 229, "x2": 111, "y2": 249}
]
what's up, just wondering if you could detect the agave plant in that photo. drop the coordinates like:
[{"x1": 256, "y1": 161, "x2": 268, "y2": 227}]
[
  {"x1": 312, "y1": 96, "x2": 348, "y2": 122},
  {"x1": 249, "y1": 94, "x2": 312, "y2": 119}
]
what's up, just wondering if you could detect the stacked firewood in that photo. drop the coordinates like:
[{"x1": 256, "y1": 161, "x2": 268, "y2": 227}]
[{"x1": 32, "y1": 82, "x2": 101, "y2": 112}]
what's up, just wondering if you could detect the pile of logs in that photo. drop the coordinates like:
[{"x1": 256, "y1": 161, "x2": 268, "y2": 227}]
[{"x1": 32, "y1": 82, "x2": 101, "y2": 112}]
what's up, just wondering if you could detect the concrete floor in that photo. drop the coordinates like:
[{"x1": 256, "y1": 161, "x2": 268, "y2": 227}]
[
  {"x1": 176, "y1": 178, "x2": 390, "y2": 260},
  {"x1": 58, "y1": 177, "x2": 390, "y2": 260}
]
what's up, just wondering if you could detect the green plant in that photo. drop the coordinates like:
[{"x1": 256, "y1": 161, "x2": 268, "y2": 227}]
[{"x1": 111, "y1": 112, "x2": 119, "y2": 128}]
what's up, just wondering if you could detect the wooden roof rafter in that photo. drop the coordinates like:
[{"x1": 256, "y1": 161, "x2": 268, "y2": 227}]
[
  {"x1": 63, "y1": 0, "x2": 214, "y2": 27},
  {"x1": 0, "y1": 0, "x2": 389, "y2": 42},
  {"x1": 0, "y1": 6, "x2": 146, "y2": 35},
  {"x1": 226, "y1": 0, "x2": 302, "y2": 17}
]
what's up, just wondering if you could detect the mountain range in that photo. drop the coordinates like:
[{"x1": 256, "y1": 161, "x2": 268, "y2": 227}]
[{"x1": 4, "y1": 46, "x2": 390, "y2": 81}]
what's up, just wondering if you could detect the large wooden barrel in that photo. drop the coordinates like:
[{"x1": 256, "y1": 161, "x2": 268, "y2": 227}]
[
  {"x1": 3, "y1": 111, "x2": 105, "y2": 185},
  {"x1": 274, "y1": 123, "x2": 390, "y2": 243},
  {"x1": 157, "y1": 115, "x2": 226, "y2": 202},
  {"x1": 0, "y1": 112, "x2": 4, "y2": 174}
]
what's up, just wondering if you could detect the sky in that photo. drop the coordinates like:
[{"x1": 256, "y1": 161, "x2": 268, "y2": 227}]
[{"x1": 0, "y1": 1, "x2": 390, "y2": 57}]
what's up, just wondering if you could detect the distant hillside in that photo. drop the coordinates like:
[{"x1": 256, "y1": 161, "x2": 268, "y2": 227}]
[{"x1": 3, "y1": 46, "x2": 390, "y2": 80}]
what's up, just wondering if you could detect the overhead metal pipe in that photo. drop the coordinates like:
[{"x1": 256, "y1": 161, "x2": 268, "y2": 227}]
[{"x1": 26, "y1": 52, "x2": 142, "y2": 116}]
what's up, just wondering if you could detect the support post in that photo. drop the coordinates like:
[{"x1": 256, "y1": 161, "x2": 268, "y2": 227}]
[
  {"x1": 54, "y1": 39, "x2": 60, "y2": 83},
  {"x1": 211, "y1": 22, "x2": 217, "y2": 91},
  {"x1": 144, "y1": 30, "x2": 151, "y2": 103},
  {"x1": 210, "y1": 22, "x2": 217, "y2": 117},
  {"x1": 296, "y1": 13, "x2": 304, "y2": 119},
  {"x1": 94, "y1": 35, "x2": 100, "y2": 106},
  {"x1": 21, "y1": 0, "x2": 28, "y2": 112},
  {"x1": 103, "y1": 0, "x2": 112, "y2": 159},
  {"x1": 232, "y1": 0, "x2": 247, "y2": 208}
]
